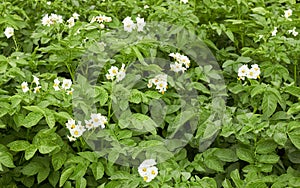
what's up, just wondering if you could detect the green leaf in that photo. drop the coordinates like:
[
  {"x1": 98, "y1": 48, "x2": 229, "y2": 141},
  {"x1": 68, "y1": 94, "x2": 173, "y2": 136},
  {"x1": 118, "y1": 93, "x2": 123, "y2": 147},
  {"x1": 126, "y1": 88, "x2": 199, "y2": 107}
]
[
  {"x1": 59, "y1": 167, "x2": 75, "y2": 187},
  {"x1": 288, "y1": 128, "x2": 300, "y2": 149},
  {"x1": 236, "y1": 56, "x2": 252, "y2": 63},
  {"x1": 230, "y1": 169, "x2": 244, "y2": 188},
  {"x1": 78, "y1": 151, "x2": 98, "y2": 162},
  {"x1": 38, "y1": 165, "x2": 50, "y2": 184},
  {"x1": 214, "y1": 148, "x2": 238, "y2": 162},
  {"x1": 76, "y1": 178, "x2": 87, "y2": 188},
  {"x1": 284, "y1": 86, "x2": 300, "y2": 98},
  {"x1": 236, "y1": 146, "x2": 254, "y2": 163},
  {"x1": 110, "y1": 171, "x2": 132, "y2": 180},
  {"x1": 8, "y1": 140, "x2": 30, "y2": 152},
  {"x1": 25, "y1": 145, "x2": 37, "y2": 160},
  {"x1": 287, "y1": 103, "x2": 300, "y2": 115},
  {"x1": 52, "y1": 151, "x2": 67, "y2": 171},
  {"x1": 225, "y1": 30, "x2": 234, "y2": 42},
  {"x1": 255, "y1": 139, "x2": 277, "y2": 154},
  {"x1": 90, "y1": 162, "x2": 104, "y2": 180},
  {"x1": 0, "y1": 151, "x2": 15, "y2": 168},
  {"x1": 262, "y1": 92, "x2": 277, "y2": 118},
  {"x1": 273, "y1": 132, "x2": 287, "y2": 146},
  {"x1": 130, "y1": 113, "x2": 158, "y2": 134},
  {"x1": 95, "y1": 86, "x2": 108, "y2": 106},
  {"x1": 21, "y1": 161, "x2": 41, "y2": 176},
  {"x1": 256, "y1": 154, "x2": 279, "y2": 164},
  {"x1": 23, "y1": 112, "x2": 43, "y2": 128},
  {"x1": 204, "y1": 156, "x2": 224, "y2": 172},
  {"x1": 45, "y1": 110, "x2": 56, "y2": 128}
]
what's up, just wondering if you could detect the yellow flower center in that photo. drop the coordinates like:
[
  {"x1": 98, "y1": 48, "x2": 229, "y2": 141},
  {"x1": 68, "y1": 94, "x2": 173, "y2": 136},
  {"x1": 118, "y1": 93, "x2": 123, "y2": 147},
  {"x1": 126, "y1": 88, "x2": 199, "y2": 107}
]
[
  {"x1": 94, "y1": 118, "x2": 99, "y2": 122},
  {"x1": 151, "y1": 170, "x2": 156, "y2": 175},
  {"x1": 142, "y1": 168, "x2": 147, "y2": 172},
  {"x1": 74, "y1": 130, "x2": 79, "y2": 135},
  {"x1": 71, "y1": 124, "x2": 75, "y2": 129},
  {"x1": 143, "y1": 176, "x2": 148, "y2": 181}
]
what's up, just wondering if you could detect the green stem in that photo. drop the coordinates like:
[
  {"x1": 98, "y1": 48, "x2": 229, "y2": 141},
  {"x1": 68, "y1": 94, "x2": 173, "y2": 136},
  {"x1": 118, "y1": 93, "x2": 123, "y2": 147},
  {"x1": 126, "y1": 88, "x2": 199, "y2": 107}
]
[
  {"x1": 108, "y1": 82, "x2": 114, "y2": 120},
  {"x1": 12, "y1": 36, "x2": 19, "y2": 52},
  {"x1": 294, "y1": 62, "x2": 297, "y2": 86}
]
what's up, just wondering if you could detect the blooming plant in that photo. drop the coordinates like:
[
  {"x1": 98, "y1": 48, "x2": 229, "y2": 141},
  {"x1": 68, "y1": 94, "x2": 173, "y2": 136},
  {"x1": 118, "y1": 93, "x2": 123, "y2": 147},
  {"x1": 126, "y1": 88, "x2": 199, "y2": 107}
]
[{"x1": 1, "y1": 0, "x2": 300, "y2": 188}]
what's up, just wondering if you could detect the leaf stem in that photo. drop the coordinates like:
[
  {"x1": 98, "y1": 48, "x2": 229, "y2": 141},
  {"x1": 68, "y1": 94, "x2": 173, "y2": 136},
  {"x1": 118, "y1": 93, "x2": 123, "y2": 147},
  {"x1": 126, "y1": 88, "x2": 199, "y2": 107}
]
[{"x1": 294, "y1": 62, "x2": 297, "y2": 86}]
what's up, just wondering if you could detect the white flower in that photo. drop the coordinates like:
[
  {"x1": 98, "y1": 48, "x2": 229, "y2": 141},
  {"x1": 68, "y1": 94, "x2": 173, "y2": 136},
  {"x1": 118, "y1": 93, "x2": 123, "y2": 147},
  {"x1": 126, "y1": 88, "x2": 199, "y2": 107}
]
[
  {"x1": 144, "y1": 5, "x2": 149, "y2": 9},
  {"x1": 170, "y1": 52, "x2": 190, "y2": 73},
  {"x1": 104, "y1": 16, "x2": 112, "y2": 22},
  {"x1": 90, "y1": 113, "x2": 107, "y2": 129},
  {"x1": 70, "y1": 124, "x2": 86, "y2": 138},
  {"x1": 178, "y1": 55, "x2": 190, "y2": 68},
  {"x1": 136, "y1": 17, "x2": 146, "y2": 32},
  {"x1": 42, "y1": 13, "x2": 63, "y2": 26},
  {"x1": 284, "y1": 9, "x2": 292, "y2": 20},
  {"x1": 72, "y1": 13, "x2": 80, "y2": 20},
  {"x1": 100, "y1": 24, "x2": 105, "y2": 29},
  {"x1": 66, "y1": 119, "x2": 76, "y2": 130},
  {"x1": 108, "y1": 66, "x2": 119, "y2": 76},
  {"x1": 67, "y1": 135, "x2": 76, "y2": 142},
  {"x1": 66, "y1": 88, "x2": 74, "y2": 95},
  {"x1": 138, "y1": 159, "x2": 158, "y2": 183},
  {"x1": 106, "y1": 64, "x2": 126, "y2": 82},
  {"x1": 238, "y1": 64, "x2": 249, "y2": 80},
  {"x1": 46, "y1": 1, "x2": 51, "y2": 5},
  {"x1": 21, "y1": 82, "x2": 29, "y2": 93},
  {"x1": 156, "y1": 81, "x2": 168, "y2": 94},
  {"x1": 250, "y1": 64, "x2": 260, "y2": 79},
  {"x1": 50, "y1": 13, "x2": 63, "y2": 24},
  {"x1": 67, "y1": 17, "x2": 75, "y2": 28},
  {"x1": 271, "y1": 27, "x2": 278, "y2": 36},
  {"x1": 288, "y1": 27, "x2": 298, "y2": 37},
  {"x1": 32, "y1": 75, "x2": 39, "y2": 85},
  {"x1": 116, "y1": 64, "x2": 126, "y2": 82},
  {"x1": 170, "y1": 62, "x2": 186, "y2": 73},
  {"x1": 42, "y1": 14, "x2": 52, "y2": 26},
  {"x1": 258, "y1": 35, "x2": 263, "y2": 40},
  {"x1": 180, "y1": 0, "x2": 188, "y2": 4},
  {"x1": 4, "y1": 27, "x2": 14, "y2": 38},
  {"x1": 140, "y1": 159, "x2": 157, "y2": 168},
  {"x1": 122, "y1": 17, "x2": 136, "y2": 32},
  {"x1": 53, "y1": 78, "x2": 60, "y2": 91},
  {"x1": 148, "y1": 74, "x2": 168, "y2": 94},
  {"x1": 62, "y1": 79, "x2": 72, "y2": 90},
  {"x1": 33, "y1": 86, "x2": 41, "y2": 93},
  {"x1": 85, "y1": 119, "x2": 94, "y2": 130}
]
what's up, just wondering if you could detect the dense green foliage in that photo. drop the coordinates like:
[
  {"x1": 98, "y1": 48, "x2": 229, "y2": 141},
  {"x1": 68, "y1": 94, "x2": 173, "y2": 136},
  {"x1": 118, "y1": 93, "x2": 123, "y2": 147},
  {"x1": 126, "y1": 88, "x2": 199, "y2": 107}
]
[{"x1": 1, "y1": 0, "x2": 300, "y2": 187}]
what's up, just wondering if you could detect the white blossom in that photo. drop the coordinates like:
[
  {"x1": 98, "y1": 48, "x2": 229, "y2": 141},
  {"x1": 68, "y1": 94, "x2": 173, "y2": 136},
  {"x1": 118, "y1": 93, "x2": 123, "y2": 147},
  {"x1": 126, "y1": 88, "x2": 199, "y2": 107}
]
[
  {"x1": 4, "y1": 27, "x2": 14, "y2": 38},
  {"x1": 21, "y1": 82, "x2": 29, "y2": 93}
]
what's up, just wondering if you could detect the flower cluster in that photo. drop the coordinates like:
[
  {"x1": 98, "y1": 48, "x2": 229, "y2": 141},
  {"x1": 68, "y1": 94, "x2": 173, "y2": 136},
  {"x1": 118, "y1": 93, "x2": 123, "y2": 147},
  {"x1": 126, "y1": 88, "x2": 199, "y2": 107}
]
[
  {"x1": 169, "y1": 52, "x2": 190, "y2": 73},
  {"x1": 288, "y1": 27, "x2": 298, "y2": 37},
  {"x1": 66, "y1": 113, "x2": 107, "y2": 141},
  {"x1": 42, "y1": 13, "x2": 63, "y2": 26},
  {"x1": 53, "y1": 78, "x2": 74, "y2": 95},
  {"x1": 21, "y1": 75, "x2": 41, "y2": 93},
  {"x1": 105, "y1": 64, "x2": 126, "y2": 82},
  {"x1": 4, "y1": 27, "x2": 14, "y2": 38},
  {"x1": 271, "y1": 27, "x2": 278, "y2": 36},
  {"x1": 284, "y1": 9, "x2": 292, "y2": 20},
  {"x1": 147, "y1": 74, "x2": 168, "y2": 94},
  {"x1": 91, "y1": 14, "x2": 112, "y2": 28},
  {"x1": 138, "y1": 159, "x2": 158, "y2": 182},
  {"x1": 67, "y1": 13, "x2": 80, "y2": 28},
  {"x1": 122, "y1": 16, "x2": 146, "y2": 32},
  {"x1": 238, "y1": 64, "x2": 261, "y2": 80},
  {"x1": 180, "y1": 0, "x2": 188, "y2": 4}
]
